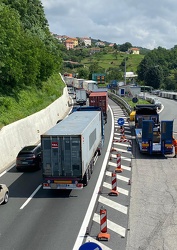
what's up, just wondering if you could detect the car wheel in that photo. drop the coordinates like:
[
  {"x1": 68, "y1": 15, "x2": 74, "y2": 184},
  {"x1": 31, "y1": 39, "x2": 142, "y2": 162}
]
[{"x1": 3, "y1": 192, "x2": 9, "y2": 204}]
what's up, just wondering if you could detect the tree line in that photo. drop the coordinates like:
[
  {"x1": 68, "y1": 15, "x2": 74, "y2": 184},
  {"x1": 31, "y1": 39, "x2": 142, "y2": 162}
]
[
  {"x1": 0, "y1": 0, "x2": 62, "y2": 95},
  {"x1": 137, "y1": 46, "x2": 177, "y2": 90}
]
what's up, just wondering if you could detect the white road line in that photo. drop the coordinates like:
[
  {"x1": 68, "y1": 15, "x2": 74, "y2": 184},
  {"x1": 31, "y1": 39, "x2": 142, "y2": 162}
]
[
  {"x1": 20, "y1": 184, "x2": 42, "y2": 210},
  {"x1": 113, "y1": 113, "x2": 125, "y2": 116},
  {"x1": 106, "y1": 171, "x2": 130, "y2": 182},
  {"x1": 114, "y1": 133, "x2": 132, "y2": 137},
  {"x1": 117, "y1": 174, "x2": 130, "y2": 182},
  {"x1": 111, "y1": 147, "x2": 132, "y2": 154},
  {"x1": 111, "y1": 153, "x2": 132, "y2": 161},
  {"x1": 114, "y1": 127, "x2": 131, "y2": 133},
  {"x1": 103, "y1": 182, "x2": 129, "y2": 196},
  {"x1": 99, "y1": 196, "x2": 128, "y2": 214},
  {"x1": 112, "y1": 142, "x2": 131, "y2": 147},
  {"x1": 110, "y1": 154, "x2": 131, "y2": 162},
  {"x1": 0, "y1": 164, "x2": 15, "y2": 177},
  {"x1": 108, "y1": 161, "x2": 131, "y2": 171},
  {"x1": 86, "y1": 236, "x2": 112, "y2": 250},
  {"x1": 73, "y1": 105, "x2": 115, "y2": 250},
  {"x1": 93, "y1": 213, "x2": 126, "y2": 237}
]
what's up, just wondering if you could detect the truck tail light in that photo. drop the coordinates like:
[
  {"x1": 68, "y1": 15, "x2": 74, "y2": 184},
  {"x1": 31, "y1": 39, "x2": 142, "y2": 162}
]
[
  {"x1": 43, "y1": 183, "x2": 49, "y2": 187},
  {"x1": 76, "y1": 183, "x2": 83, "y2": 188}
]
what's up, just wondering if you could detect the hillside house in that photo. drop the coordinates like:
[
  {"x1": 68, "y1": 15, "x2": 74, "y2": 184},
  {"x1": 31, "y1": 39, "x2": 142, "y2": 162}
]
[
  {"x1": 128, "y1": 47, "x2": 140, "y2": 54},
  {"x1": 64, "y1": 37, "x2": 78, "y2": 50},
  {"x1": 80, "y1": 37, "x2": 92, "y2": 47},
  {"x1": 95, "y1": 41, "x2": 105, "y2": 47}
]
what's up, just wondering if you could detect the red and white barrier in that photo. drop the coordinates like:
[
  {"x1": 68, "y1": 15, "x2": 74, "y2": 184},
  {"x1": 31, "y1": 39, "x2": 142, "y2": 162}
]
[
  {"x1": 113, "y1": 139, "x2": 132, "y2": 145},
  {"x1": 97, "y1": 206, "x2": 110, "y2": 241},
  {"x1": 115, "y1": 153, "x2": 123, "y2": 173},
  {"x1": 109, "y1": 172, "x2": 119, "y2": 196}
]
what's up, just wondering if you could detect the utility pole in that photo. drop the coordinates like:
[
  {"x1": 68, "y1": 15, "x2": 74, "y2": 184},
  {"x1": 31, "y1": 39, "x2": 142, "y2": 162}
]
[{"x1": 124, "y1": 57, "x2": 126, "y2": 85}]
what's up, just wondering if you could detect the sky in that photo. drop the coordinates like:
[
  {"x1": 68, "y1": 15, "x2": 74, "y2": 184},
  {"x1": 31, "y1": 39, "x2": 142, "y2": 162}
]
[{"x1": 41, "y1": 0, "x2": 177, "y2": 50}]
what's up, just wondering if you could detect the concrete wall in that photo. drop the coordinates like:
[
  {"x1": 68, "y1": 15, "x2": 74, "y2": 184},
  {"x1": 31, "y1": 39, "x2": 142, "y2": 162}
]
[{"x1": 0, "y1": 87, "x2": 71, "y2": 172}]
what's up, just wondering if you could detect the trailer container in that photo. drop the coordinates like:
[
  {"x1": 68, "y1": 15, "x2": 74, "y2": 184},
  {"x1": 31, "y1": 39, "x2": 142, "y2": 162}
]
[
  {"x1": 89, "y1": 92, "x2": 108, "y2": 123},
  {"x1": 73, "y1": 78, "x2": 84, "y2": 89},
  {"x1": 83, "y1": 80, "x2": 98, "y2": 96},
  {"x1": 75, "y1": 88, "x2": 87, "y2": 105},
  {"x1": 41, "y1": 110, "x2": 103, "y2": 189}
]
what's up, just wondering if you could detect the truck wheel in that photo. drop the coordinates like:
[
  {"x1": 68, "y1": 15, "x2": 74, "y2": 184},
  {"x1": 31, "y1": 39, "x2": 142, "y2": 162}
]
[
  {"x1": 83, "y1": 169, "x2": 89, "y2": 186},
  {"x1": 3, "y1": 192, "x2": 9, "y2": 204},
  {"x1": 90, "y1": 163, "x2": 93, "y2": 174},
  {"x1": 97, "y1": 148, "x2": 101, "y2": 156}
]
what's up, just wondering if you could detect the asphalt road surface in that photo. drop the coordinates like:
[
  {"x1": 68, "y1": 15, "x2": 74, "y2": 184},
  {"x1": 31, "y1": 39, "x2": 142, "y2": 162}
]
[{"x1": 126, "y1": 96, "x2": 177, "y2": 250}]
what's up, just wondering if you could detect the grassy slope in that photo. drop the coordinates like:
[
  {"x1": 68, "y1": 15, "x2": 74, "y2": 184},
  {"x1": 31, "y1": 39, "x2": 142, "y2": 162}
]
[
  {"x1": 0, "y1": 73, "x2": 65, "y2": 128},
  {"x1": 81, "y1": 50, "x2": 144, "y2": 74}
]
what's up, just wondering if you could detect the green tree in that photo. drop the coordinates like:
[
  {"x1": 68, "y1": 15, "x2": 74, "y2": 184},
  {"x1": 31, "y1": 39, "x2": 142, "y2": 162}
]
[
  {"x1": 77, "y1": 68, "x2": 89, "y2": 79},
  {"x1": 106, "y1": 67, "x2": 123, "y2": 82},
  {"x1": 88, "y1": 62, "x2": 104, "y2": 79},
  {"x1": 144, "y1": 66, "x2": 163, "y2": 89},
  {"x1": 119, "y1": 42, "x2": 132, "y2": 52},
  {"x1": 0, "y1": 4, "x2": 24, "y2": 92}
]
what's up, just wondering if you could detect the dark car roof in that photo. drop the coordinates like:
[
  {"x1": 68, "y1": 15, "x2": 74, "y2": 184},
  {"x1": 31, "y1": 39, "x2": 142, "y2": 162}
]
[{"x1": 18, "y1": 145, "x2": 40, "y2": 154}]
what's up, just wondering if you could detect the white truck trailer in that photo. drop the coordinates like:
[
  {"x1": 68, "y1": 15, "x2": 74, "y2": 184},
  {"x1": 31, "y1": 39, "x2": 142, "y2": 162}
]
[
  {"x1": 75, "y1": 88, "x2": 87, "y2": 105},
  {"x1": 41, "y1": 110, "x2": 104, "y2": 189},
  {"x1": 83, "y1": 80, "x2": 98, "y2": 96}
]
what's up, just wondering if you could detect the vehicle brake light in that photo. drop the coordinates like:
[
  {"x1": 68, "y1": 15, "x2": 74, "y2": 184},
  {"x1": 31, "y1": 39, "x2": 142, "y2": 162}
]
[
  {"x1": 76, "y1": 183, "x2": 83, "y2": 188},
  {"x1": 43, "y1": 183, "x2": 49, "y2": 187}
]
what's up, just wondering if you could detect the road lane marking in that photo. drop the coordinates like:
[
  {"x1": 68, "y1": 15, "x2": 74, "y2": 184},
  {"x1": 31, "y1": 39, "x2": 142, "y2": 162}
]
[
  {"x1": 108, "y1": 161, "x2": 131, "y2": 171},
  {"x1": 93, "y1": 213, "x2": 126, "y2": 238},
  {"x1": 73, "y1": 105, "x2": 114, "y2": 250},
  {"x1": 0, "y1": 164, "x2": 15, "y2": 177},
  {"x1": 103, "y1": 182, "x2": 129, "y2": 196},
  {"x1": 20, "y1": 184, "x2": 42, "y2": 210},
  {"x1": 86, "y1": 236, "x2": 112, "y2": 250},
  {"x1": 99, "y1": 195, "x2": 128, "y2": 214},
  {"x1": 110, "y1": 153, "x2": 132, "y2": 160}
]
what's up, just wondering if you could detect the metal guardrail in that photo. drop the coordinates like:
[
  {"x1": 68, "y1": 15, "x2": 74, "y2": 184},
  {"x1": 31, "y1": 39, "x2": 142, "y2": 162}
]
[{"x1": 108, "y1": 91, "x2": 132, "y2": 115}]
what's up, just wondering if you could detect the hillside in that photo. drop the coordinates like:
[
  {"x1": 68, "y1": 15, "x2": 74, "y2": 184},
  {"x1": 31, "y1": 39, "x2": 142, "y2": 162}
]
[{"x1": 62, "y1": 46, "x2": 145, "y2": 82}]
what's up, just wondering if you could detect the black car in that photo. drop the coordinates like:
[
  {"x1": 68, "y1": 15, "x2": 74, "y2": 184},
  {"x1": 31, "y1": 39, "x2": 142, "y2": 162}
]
[{"x1": 16, "y1": 144, "x2": 41, "y2": 171}]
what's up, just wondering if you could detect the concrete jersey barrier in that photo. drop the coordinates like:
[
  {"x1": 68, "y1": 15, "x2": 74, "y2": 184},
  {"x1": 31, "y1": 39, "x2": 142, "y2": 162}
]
[{"x1": 0, "y1": 87, "x2": 71, "y2": 172}]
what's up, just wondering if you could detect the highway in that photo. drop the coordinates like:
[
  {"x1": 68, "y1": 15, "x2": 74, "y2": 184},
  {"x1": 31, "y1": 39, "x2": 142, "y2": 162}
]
[
  {"x1": 0, "y1": 99, "x2": 117, "y2": 250},
  {"x1": 1, "y1": 96, "x2": 177, "y2": 250}
]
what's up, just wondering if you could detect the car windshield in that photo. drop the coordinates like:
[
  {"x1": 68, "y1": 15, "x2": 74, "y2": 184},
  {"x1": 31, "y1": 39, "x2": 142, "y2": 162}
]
[{"x1": 18, "y1": 153, "x2": 34, "y2": 157}]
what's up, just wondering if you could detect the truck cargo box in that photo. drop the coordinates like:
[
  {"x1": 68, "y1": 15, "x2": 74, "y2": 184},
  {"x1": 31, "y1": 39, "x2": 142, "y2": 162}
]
[
  {"x1": 73, "y1": 78, "x2": 84, "y2": 89},
  {"x1": 41, "y1": 111, "x2": 102, "y2": 189},
  {"x1": 89, "y1": 92, "x2": 108, "y2": 123},
  {"x1": 75, "y1": 88, "x2": 87, "y2": 105}
]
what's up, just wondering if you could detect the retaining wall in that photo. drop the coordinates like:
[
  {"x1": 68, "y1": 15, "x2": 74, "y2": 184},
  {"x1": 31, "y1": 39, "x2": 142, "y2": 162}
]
[{"x1": 0, "y1": 87, "x2": 71, "y2": 172}]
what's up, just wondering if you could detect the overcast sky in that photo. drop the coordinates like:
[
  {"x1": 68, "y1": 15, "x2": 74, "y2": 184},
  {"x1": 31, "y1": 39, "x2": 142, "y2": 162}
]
[{"x1": 41, "y1": 0, "x2": 177, "y2": 50}]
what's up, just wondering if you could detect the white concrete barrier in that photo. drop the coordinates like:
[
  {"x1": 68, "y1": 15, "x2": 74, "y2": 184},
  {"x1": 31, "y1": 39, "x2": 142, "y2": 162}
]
[{"x1": 0, "y1": 87, "x2": 71, "y2": 172}]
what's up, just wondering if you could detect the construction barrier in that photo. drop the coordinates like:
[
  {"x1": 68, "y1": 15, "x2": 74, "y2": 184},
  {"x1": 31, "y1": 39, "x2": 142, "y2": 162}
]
[
  {"x1": 115, "y1": 153, "x2": 123, "y2": 173},
  {"x1": 120, "y1": 125, "x2": 125, "y2": 134},
  {"x1": 97, "y1": 206, "x2": 110, "y2": 241},
  {"x1": 109, "y1": 172, "x2": 119, "y2": 196},
  {"x1": 113, "y1": 138, "x2": 132, "y2": 145}
]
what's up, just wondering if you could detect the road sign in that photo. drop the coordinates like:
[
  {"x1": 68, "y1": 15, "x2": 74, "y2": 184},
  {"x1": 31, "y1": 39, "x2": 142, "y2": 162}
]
[
  {"x1": 132, "y1": 97, "x2": 138, "y2": 103},
  {"x1": 117, "y1": 118, "x2": 124, "y2": 126},
  {"x1": 79, "y1": 242, "x2": 102, "y2": 250}
]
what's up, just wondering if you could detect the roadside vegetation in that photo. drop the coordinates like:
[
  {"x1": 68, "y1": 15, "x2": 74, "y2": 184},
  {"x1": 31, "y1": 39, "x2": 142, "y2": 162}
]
[
  {"x1": 1, "y1": 1, "x2": 177, "y2": 128},
  {"x1": 0, "y1": 1, "x2": 63, "y2": 128}
]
